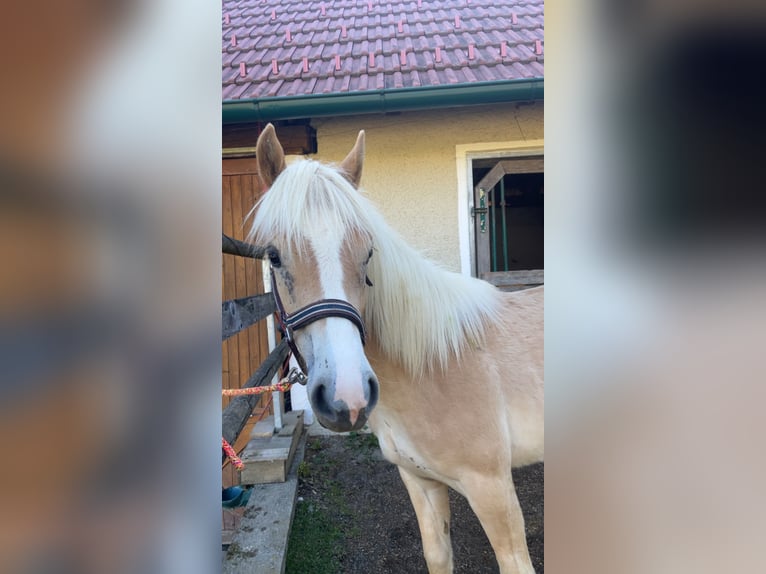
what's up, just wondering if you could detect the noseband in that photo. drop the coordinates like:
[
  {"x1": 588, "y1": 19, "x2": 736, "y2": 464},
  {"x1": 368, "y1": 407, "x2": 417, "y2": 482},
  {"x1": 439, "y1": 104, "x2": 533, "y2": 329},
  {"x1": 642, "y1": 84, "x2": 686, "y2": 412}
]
[{"x1": 270, "y1": 269, "x2": 366, "y2": 375}]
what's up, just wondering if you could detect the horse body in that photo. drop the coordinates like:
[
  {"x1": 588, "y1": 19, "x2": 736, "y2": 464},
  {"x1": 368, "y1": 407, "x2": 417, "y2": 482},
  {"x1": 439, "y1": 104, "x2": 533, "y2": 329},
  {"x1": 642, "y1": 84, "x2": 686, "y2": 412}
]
[
  {"x1": 249, "y1": 125, "x2": 543, "y2": 574},
  {"x1": 366, "y1": 288, "x2": 543, "y2": 574}
]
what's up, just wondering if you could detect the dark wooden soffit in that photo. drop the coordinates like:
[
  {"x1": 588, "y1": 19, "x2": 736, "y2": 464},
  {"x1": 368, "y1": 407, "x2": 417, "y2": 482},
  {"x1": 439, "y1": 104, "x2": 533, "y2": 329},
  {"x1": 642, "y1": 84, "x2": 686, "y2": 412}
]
[{"x1": 223, "y1": 122, "x2": 317, "y2": 158}]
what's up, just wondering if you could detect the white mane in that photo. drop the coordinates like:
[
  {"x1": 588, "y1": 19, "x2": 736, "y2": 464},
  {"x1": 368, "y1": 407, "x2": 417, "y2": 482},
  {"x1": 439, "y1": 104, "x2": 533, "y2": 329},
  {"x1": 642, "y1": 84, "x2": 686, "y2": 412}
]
[{"x1": 247, "y1": 159, "x2": 503, "y2": 379}]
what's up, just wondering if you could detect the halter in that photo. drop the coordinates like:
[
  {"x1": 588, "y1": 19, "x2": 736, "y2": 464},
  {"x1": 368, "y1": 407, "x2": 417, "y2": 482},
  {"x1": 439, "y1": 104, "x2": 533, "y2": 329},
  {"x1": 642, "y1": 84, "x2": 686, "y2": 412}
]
[{"x1": 270, "y1": 269, "x2": 366, "y2": 376}]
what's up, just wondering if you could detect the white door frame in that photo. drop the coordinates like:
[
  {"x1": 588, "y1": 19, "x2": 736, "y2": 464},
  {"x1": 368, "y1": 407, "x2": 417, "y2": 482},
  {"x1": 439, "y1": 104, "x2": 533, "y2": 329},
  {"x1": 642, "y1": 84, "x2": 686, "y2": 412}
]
[{"x1": 456, "y1": 140, "x2": 545, "y2": 277}]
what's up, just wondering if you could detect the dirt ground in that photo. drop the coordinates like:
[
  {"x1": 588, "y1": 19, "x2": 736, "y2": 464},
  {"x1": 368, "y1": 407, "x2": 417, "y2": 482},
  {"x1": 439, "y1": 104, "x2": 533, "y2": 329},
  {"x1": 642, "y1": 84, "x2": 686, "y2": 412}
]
[{"x1": 291, "y1": 433, "x2": 543, "y2": 574}]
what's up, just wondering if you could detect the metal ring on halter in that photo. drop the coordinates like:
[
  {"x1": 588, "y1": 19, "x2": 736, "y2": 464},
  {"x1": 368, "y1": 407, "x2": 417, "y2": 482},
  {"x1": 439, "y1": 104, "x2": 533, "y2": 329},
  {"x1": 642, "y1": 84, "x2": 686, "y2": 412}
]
[{"x1": 286, "y1": 367, "x2": 308, "y2": 387}]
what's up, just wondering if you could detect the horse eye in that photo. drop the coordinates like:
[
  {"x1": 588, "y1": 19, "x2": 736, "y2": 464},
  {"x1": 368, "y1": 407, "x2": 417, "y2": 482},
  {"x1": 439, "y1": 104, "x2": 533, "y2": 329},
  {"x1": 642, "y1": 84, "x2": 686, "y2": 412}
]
[
  {"x1": 366, "y1": 248, "x2": 374, "y2": 262},
  {"x1": 267, "y1": 247, "x2": 281, "y2": 268}
]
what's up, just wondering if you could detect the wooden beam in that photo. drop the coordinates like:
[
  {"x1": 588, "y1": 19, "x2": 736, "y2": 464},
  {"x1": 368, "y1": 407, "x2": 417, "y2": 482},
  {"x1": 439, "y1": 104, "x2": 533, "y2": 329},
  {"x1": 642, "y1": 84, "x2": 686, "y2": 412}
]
[
  {"x1": 222, "y1": 234, "x2": 265, "y2": 259},
  {"x1": 474, "y1": 157, "x2": 544, "y2": 194},
  {"x1": 222, "y1": 293, "x2": 277, "y2": 341},
  {"x1": 481, "y1": 269, "x2": 544, "y2": 291},
  {"x1": 223, "y1": 123, "x2": 317, "y2": 156},
  {"x1": 222, "y1": 339, "x2": 291, "y2": 457},
  {"x1": 222, "y1": 158, "x2": 259, "y2": 176}
]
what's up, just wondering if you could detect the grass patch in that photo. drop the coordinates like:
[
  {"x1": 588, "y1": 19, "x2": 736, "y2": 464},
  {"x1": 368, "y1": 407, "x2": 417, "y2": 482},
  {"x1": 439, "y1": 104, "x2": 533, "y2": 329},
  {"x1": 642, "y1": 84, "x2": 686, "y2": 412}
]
[
  {"x1": 286, "y1": 501, "x2": 344, "y2": 574},
  {"x1": 325, "y1": 480, "x2": 352, "y2": 516},
  {"x1": 347, "y1": 431, "x2": 379, "y2": 451},
  {"x1": 287, "y1": 435, "x2": 381, "y2": 572},
  {"x1": 297, "y1": 460, "x2": 311, "y2": 479},
  {"x1": 307, "y1": 437, "x2": 323, "y2": 451}
]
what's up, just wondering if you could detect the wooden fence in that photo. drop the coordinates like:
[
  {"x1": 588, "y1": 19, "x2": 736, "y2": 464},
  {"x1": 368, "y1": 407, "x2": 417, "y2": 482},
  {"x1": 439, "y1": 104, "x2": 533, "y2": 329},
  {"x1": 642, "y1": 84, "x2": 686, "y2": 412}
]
[{"x1": 221, "y1": 234, "x2": 289, "y2": 460}]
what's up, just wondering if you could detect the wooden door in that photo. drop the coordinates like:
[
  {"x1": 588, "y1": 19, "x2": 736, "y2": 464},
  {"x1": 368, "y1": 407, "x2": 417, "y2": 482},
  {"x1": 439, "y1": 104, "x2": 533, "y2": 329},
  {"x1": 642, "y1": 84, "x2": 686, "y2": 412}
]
[{"x1": 222, "y1": 159, "x2": 271, "y2": 408}]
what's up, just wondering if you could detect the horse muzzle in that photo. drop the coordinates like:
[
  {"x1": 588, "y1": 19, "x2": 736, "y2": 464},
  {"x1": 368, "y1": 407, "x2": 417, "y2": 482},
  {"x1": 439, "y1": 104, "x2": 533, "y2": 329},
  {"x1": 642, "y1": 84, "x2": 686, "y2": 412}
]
[{"x1": 308, "y1": 371, "x2": 379, "y2": 432}]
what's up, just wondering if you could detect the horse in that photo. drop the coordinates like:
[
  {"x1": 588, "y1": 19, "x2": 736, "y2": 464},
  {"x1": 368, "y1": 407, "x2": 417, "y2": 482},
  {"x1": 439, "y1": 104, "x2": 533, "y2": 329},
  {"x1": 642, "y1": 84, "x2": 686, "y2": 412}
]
[{"x1": 247, "y1": 124, "x2": 544, "y2": 574}]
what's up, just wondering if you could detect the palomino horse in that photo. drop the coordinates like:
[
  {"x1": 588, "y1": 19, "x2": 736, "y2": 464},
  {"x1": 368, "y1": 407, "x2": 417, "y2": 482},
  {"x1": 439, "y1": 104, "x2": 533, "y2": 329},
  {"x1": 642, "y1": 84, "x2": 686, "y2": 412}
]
[{"x1": 248, "y1": 124, "x2": 543, "y2": 574}]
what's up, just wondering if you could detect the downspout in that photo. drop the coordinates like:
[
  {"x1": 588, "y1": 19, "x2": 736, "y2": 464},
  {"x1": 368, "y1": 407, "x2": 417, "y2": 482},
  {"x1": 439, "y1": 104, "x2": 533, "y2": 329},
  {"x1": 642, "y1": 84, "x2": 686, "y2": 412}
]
[{"x1": 223, "y1": 78, "x2": 543, "y2": 124}]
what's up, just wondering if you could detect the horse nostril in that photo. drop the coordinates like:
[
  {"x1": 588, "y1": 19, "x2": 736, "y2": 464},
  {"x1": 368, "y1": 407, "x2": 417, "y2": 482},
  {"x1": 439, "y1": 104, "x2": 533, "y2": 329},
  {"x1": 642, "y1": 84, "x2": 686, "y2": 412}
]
[
  {"x1": 366, "y1": 374, "x2": 379, "y2": 411},
  {"x1": 310, "y1": 383, "x2": 331, "y2": 415}
]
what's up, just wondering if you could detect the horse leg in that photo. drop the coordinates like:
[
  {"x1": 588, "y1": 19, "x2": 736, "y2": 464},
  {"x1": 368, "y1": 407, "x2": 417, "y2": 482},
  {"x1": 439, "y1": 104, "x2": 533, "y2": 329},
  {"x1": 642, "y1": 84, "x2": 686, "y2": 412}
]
[
  {"x1": 462, "y1": 473, "x2": 535, "y2": 574},
  {"x1": 398, "y1": 467, "x2": 454, "y2": 574}
]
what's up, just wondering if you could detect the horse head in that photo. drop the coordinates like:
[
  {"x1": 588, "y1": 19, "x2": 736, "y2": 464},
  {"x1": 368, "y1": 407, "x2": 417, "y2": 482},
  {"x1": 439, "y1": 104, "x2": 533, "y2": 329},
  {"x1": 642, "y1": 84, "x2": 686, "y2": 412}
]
[{"x1": 251, "y1": 124, "x2": 379, "y2": 432}]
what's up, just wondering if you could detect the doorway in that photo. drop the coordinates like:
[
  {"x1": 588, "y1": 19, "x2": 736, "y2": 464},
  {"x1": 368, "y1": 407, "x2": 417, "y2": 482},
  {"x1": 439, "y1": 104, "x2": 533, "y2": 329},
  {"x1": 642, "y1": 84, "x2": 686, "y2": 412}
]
[{"x1": 472, "y1": 156, "x2": 543, "y2": 291}]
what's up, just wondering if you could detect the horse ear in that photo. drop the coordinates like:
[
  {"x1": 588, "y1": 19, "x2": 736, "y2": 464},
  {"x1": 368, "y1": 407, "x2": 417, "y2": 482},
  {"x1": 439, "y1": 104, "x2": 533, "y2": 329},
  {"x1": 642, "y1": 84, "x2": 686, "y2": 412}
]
[
  {"x1": 339, "y1": 130, "x2": 365, "y2": 188},
  {"x1": 255, "y1": 123, "x2": 286, "y2": 191}
]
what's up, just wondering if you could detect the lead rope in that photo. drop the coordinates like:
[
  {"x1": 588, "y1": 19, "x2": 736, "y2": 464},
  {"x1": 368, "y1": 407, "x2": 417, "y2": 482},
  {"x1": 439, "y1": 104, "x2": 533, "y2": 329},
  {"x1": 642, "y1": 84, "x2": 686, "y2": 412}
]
[{"x1": 221, "y1": 368, "x2": 308, "y2": 469}]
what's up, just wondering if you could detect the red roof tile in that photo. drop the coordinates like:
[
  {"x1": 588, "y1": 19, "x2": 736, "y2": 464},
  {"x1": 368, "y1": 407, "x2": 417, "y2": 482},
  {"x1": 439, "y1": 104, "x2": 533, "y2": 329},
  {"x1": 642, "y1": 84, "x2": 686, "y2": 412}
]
[{"x1": 222, "y1": 0, "x2": 543, "y2": 101}]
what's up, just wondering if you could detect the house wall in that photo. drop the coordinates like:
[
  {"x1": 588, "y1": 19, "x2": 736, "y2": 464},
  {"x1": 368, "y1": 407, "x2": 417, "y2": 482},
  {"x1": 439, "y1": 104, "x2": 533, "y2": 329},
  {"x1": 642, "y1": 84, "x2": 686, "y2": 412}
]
[{"x1": 307, "y1": 101, "x2": 543, "y2": 272}]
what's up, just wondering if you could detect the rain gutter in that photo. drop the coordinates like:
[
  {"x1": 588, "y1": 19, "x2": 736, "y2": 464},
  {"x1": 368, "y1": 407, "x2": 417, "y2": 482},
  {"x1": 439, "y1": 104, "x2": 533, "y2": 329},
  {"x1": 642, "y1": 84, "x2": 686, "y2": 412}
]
[{"x1": 222, "y1": 78, "x2": 543, "y2": 124}]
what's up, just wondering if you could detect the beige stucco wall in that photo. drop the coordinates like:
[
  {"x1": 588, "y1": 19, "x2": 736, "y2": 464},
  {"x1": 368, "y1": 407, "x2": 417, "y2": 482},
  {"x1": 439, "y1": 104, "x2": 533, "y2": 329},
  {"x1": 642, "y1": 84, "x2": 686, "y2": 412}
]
[{"x1": 307, "y1": 101, "x2": 543, "y2": 272}]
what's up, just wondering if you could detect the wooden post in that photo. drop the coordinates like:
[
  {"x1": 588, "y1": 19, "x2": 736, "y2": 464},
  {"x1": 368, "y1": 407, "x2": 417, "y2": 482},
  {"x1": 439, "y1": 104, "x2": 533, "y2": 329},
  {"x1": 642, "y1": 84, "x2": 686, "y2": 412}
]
[{"x1": 263, "y1": 260, "x2": 284, "y2": 431}]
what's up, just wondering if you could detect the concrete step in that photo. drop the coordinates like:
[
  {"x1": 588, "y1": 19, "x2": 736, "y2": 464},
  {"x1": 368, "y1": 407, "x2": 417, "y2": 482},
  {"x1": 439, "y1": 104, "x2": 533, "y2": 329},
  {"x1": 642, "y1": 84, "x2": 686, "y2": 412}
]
[
  {"x1": 239, "y1": 410, "x2": 304, "y2": 485},
  {"x1": 223, "y1": 430, "x2": 307, "y2": 574}
]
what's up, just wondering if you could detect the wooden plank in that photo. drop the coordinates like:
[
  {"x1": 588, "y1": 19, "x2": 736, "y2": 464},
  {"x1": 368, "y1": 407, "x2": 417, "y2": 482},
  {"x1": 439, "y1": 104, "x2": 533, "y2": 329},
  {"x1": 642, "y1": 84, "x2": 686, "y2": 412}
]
[
  {"x1": 241, "y1": 174, "x2": 260, "y2": 243},
  {"x1": 230, "y1": 174, "x2": 245, "y2": 241},
  {"x1": 223, "y1": 157, "x2": 259, "y2": 176},
  {"x1": 240, "y1": 411, "x2": 304, "y2": 485},
  {"x1": 231, "y1": 176, "x2": 252, "y2": 393},
  {"x1": 223, "y1": 191, "x2": 241, "y2": 402},
  {"x1": 222, "y1": 293, "x2": 276, "y2": 340},
  {"x1": 474, "y1": 157, "x2": 544, "y2": 194},
  {"x1": 251, "y1": 418, "x2": 276, "y2": 439},
  {"x1": 222, "y1": 178, "x2": 231, "y2": 403},
  {"x1": 242, "y1": 436, "x2": 291, "y2": 461},
  {"x1": 223, "y1": 178, "x2": 238, "y2": 408},
  {"x1": 481, "y1": 269, "x2": 544, "y2": 290},
  {"x1": 499, "y1": 158, "x2": 544, "y2": 173},
  {"x1": 241, "y1": 175, "x2": 268, "y2": 383},
  {"x1": 222, "y1": 459, "x2": 236, "y2": 489},
  {"x1": 475, "y1": 161, "x2": 506, "y2": 195},
  {"x1": 481, "y1": 269, "x2": 544, "y2": 284}
]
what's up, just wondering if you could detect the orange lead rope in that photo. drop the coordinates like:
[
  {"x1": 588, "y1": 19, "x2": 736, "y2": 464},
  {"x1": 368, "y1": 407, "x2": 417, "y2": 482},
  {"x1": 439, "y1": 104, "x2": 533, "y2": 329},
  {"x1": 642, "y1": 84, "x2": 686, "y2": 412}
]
[
  {"x1": 221, "y1": 368, "x2": 308, "y2": 469},
  {"x1": 221, "y1": 438, "x2": 244, "y2": 470}
]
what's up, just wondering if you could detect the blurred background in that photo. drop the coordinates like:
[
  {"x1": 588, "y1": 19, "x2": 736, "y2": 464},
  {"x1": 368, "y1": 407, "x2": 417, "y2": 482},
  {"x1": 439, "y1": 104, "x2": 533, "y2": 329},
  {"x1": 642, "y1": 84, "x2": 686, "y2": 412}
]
[
  {"x1": 545, "y1": 0, "x2": 766, "y2": 572},
  {"x1": 2, "y1": 0, "x2": 766, "y2": 572},
  {"x1": 0, "y1": 1, "x2": 220, "y2": 573}
]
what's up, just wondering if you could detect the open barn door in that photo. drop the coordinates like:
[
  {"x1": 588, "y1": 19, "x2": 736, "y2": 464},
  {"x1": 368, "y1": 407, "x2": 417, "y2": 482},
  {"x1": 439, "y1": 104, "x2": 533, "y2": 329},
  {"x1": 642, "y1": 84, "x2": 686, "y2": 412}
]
[{"x1": 472, "y1": 156, "x2": 544, "y2": 291}]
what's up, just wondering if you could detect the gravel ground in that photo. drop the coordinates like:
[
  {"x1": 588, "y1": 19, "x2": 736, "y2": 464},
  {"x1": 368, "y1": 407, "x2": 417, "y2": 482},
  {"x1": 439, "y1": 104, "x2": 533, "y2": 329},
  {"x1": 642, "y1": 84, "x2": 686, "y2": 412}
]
[{"x1": 293, "y1": 433, "x2": 543, "y2": 573}]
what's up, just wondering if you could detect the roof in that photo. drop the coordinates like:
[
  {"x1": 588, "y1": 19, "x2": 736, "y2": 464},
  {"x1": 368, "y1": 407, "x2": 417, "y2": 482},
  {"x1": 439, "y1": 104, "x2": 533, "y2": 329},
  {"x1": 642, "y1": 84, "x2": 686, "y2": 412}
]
[{"x1": 222, "y1": 0, "x2": 544, "y2": 102}]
